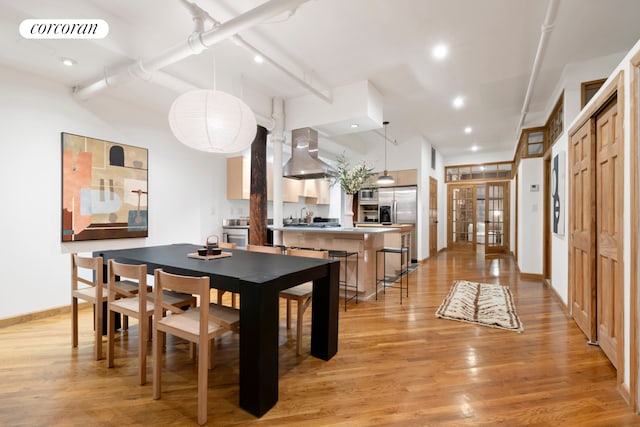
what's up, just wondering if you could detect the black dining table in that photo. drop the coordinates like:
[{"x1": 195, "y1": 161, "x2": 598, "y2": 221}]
[{"x1": 95, "y1": 243, "x2": 339, "y2": 417}]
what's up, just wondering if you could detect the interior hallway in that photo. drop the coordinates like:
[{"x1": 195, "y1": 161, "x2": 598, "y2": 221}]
[{"x1": 0, "y1": 250, "x2": 636, "y2": 425}]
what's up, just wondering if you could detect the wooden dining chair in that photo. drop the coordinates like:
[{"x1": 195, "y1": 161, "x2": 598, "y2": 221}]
[
  {"x1": 107, "y1": 260, "x2": 152, "y2": 385},
  {"x1": 71, "y1": 253, "x2": 109, "y2": 360},
  {"x1": 282, "y1": 248, "x2": 328, "y2": 356},
  {"x1": 152, "y1": 269, "x2": 229, "y2": 426}
]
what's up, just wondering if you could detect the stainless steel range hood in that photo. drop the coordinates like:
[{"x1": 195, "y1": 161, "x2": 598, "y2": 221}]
[{"x1": 283, "y1": 127, "x2": 335, "y2": 179}]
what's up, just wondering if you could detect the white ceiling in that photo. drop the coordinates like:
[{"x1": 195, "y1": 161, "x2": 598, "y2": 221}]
[{"x1": 2, "y1": 0, "x2": 640, "y2": 159}]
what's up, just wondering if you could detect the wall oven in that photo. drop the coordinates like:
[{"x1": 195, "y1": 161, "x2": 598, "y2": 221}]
[
  {"x1": 222, "y1": 226, "x2": 249, "y2": 248},
  {"x1": 359, "y1": 188, "x2": 377, "y2": 202}
]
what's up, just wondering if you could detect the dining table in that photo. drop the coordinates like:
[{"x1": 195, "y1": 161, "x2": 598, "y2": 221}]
[{"x1": 95, "y1": 243, "x2": 339, "y2": 417}]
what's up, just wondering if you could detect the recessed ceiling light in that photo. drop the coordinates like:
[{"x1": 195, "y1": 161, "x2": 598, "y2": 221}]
[
  {"x1": 253, "y1": 55, "x2": 264, "y2": 64},
  {"x1": 453, "y1": 96, "x2": 464, "y2": 109},
  {"x1": 60, "y1": 57, "x2": 76, "y2": 67},
  {"x1": 471, "y1": 145, "x2": 479, "y2": 152},
  {"x1": 350, "y1": 123, "x2": 359, "y2": 129},
  {"x1": 464, "y1": 126, "x2": 472, "y2": 134},
  {"x1": 432, "y1": 43, "x2": 448, "y2": 60}
]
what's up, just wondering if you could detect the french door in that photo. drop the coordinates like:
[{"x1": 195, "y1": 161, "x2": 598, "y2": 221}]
[
  {"x1": 484, "y1": 182, "x2": 509, "y2": 255},
  {"x1": 447, "y1": 184, "x2": 476, "y2": 250}
]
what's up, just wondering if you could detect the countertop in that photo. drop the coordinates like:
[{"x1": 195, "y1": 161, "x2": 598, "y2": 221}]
[
  {"x1": 354, "y1": 223, "x2": 415, "y2": 232},
  {"x1": 274, "y1": 226, "x2": 397, "y2": 234}
]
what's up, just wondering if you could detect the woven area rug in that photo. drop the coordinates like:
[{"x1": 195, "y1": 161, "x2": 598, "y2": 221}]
[{"x1": 436, "y1": 280, "x2": 524, "y2": 333}]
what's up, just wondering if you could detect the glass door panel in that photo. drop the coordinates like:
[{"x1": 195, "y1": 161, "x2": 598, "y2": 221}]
[
  {"x1": 448, "y1": 184, "x2": 476, "y2": 250},
  {"x1": 485, "y1": 182, "x2": 509, "y2": 254}
]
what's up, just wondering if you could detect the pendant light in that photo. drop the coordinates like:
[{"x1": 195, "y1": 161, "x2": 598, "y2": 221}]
[
  {"x1": 168, "y1": 90, "x2": 257, "y2": 153},
  {"x1": 377, "y1": 121, "x2": 394, "y2": 185},
  {"x1": 168, "y1": 53, "x2": 257, "y2": 154}
]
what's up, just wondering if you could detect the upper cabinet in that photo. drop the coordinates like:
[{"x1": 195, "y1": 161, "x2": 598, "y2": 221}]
[
  {"x1": 228, "y1": 156, "x2": 328, "y2": 204},
  {"x1": 365, "y1": 168, "x2": 418, "y2": 187},
  {"x1": 227, "y1": 156, "x2": 250, "y2": 200}
]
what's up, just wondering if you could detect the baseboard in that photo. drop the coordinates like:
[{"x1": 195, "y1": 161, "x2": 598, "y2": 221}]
[
  {"x1": 519, "y1": 272, "x2": 544, "y2": 281},
  {"x1": 543, "y1": 279, "x2": 570, "y2": 318},
  {"x1": 0, "y1": 302, "x2": 91, "y2": 328},
  {"x1": 618, "y1": 382, "x2": 631, "y2": 406}
]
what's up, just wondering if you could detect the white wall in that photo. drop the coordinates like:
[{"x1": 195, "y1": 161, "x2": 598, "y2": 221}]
[
  {"x1": 0, "y1": 64, "x2": 229, "y2": 319},
  {"x1": 517, "y1": 158, "x2": 544, "y2": 275}
]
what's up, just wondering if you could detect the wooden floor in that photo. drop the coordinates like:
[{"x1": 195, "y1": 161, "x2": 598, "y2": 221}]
[{"x1": 1, "y1": 250, "x2": 638, "y2": 426}]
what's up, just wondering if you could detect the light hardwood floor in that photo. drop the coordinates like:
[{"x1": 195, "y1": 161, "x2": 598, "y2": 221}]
[{"x1": 1, "y1": 250, "x2": 638, "y2": 426}]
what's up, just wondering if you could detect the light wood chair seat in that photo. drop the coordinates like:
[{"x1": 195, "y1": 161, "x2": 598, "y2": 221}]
[
  {"x1": 153, "y1": 268, "x2": 230, "y2": 425},
  {"x1": 149, "y1": 290, "x2": 196, "y2": 308},
  {"x1": 208, "y1": 304, "x2": 240, "y2": 332}
]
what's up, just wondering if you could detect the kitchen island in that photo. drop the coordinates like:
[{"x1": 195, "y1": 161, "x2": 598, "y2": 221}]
[{"x1": 274, "y1": 226, "x2": 398, "y2": 300}]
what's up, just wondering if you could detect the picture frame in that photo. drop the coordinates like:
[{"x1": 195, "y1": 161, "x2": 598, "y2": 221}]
[{"x1": 61, "y1": 132, "x2": 148, "y2": 241}]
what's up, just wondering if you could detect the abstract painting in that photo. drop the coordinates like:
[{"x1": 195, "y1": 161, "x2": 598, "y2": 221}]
[
  {"x1": 61, "y1": 132, "x2": 148, "y2": 241},
  {"x1": 551, "y1": 150, "x2": 565, "y2": 235}
]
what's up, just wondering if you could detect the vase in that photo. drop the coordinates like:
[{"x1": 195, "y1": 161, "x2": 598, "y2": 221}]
[{"x1": 343, "y1": 193, "x2": 354, "y2": 228}]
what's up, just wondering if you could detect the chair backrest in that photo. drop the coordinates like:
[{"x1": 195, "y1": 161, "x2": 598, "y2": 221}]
[
  {"x1": 153, "y1": 269, "x2": 208, "y2": 314},
  {"x1": 71, "y1": 253, "x2": 103, "y2": 291},
  {"x1": 154, "y1": 269, "x2": 210, "y2": 341},
  {"x1": 286, "y1": 248, "x2": 329, "y2": 259},
  {"x1": 218, "y1": 242, "x2": 237, "y2": 249},
  {"x1": 246, "y1": 244, "x2": 282, "y2": 255},
  {"x1": 108, "y1": 259, "x2": 147, "y2": 302}
]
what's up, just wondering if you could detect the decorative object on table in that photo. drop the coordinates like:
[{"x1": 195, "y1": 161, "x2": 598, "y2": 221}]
[
  {"x1": 377, "y1": 121, "x2": 395, "y2": 185},
  {"x1": 205, "y1": 235, "x2": 221, "y2": 255},
  {"x1": 435, "y1": 280, "x2": 524, "y2": 332},
  {"x1": 168, "y1": 89, "x2": 257, "y2": 154},
  {"x1": 188, "y1": 251, "x2": 232, "y2": 260},
  {"x1": 329, "y1": 154, "x2": 374, "y2": 228},
  {"x1": 61, "y1": 132, "x2": 148, "y2": 241}
]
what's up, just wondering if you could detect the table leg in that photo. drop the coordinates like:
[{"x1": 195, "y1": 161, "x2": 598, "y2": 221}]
[
  {"x1": 239, "y1": 281, "x2": 279, "y2": 417},
  {"x1": 311, "y1": 260, "x2": 340, "y2": 360}
]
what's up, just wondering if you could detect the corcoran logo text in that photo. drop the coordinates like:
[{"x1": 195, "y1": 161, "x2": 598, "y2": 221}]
[{"x1": 19, "y1": 19, "x2": 109, "y2": 39}]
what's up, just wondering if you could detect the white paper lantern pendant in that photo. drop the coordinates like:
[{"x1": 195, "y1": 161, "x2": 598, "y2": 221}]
[{"x1": 168, "y1": 89, "x2": 257, "y2": 153}]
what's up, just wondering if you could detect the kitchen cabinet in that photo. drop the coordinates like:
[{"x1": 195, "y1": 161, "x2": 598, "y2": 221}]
[
  {"x1": 303, "y1": 179, "x2": 331, "y2": 205},
  {"x1": 365, "y1": 169, "x2": 417, "y2": 187},
  {"x1": 229, "y1": 156, "x2": 301, "y2": 202},
  {"x1": 227, "y1": 156, "x2": 250, "y2": 200}
]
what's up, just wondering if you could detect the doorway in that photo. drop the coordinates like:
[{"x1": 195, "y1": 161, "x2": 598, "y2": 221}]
[
  {"x1": 447, "y1": 182, "x2": 510, "y2": 254},
  {"x1": 429, "y1": 177, "x2": 438, "y2": 256}
]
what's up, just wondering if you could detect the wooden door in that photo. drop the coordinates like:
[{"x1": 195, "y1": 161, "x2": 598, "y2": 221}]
[
  {"x1": 485, "y1": 182, "x2": 509, "y2": 255},
  {"x1": 429, "y1": 177, "x2": 438, "y2": 256},
  {"x1": 447, "y1": 184, "x2": 476, "y2": 251},
  {"x1": 569, "y1": 120, "x2": 597, "y2": 342},
  {"x1": 595, "y1": 99, "x2": 622, "y2": 368}
]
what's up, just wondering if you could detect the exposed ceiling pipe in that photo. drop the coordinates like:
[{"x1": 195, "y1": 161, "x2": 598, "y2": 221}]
[
  {"x1": 74, "y1": 0, "x2": 311, "y2": 100},
  {"x1": 515, "y1": 0, "x2": 560, "y2": 135},
  {"x1": 182, "y1": 0, "x2": 332, "y2": 104}
]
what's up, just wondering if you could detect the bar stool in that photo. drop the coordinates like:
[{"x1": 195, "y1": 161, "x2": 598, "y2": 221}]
[
  {"x1": 375, "y1": 246, "x2": 409, "y2": 304},
  {"x1": 328, "y1": 250, "x2": 359, "y2": 311}
]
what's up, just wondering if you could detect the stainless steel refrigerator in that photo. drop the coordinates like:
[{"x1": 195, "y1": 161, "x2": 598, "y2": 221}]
[{"x1": 378, "y1": 185, "x2": 417, "y2": 261}]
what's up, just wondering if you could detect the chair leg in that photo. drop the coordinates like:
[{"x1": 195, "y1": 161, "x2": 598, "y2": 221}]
[
  {"x1": 94, "y1": 302, "x2": 103, "y2": 361},
  {"x1": 286, "y1": 299, "x2": 292, "y2": 329},
  {"x1": 123, "y1": 315, "x2": 129, "y2": 331},
  {"x1": 197, "y1": 337, "x2": 208, "y2": 425},
  {"x1": 153, "y1": 329, "x2": 163, "y2": 400},
  {"x1": 139, "y1": 314, "x2": 148, "y2": 385},
  {"x1": 107, "y1": 309, "x2": 115, "y2": 368},
  {"x1": 231, "y1": 293, "x2": 237, "y2": 308},
  {"x1": 208, "y1": 339, "x2": 215, "y2": 370},
  {"x1": 296, "y1": 298, "x2": 304, "y2": 356},
  {"x1": 72, "y1": 297, "x2": 78, "y2": 348}
]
